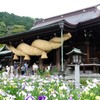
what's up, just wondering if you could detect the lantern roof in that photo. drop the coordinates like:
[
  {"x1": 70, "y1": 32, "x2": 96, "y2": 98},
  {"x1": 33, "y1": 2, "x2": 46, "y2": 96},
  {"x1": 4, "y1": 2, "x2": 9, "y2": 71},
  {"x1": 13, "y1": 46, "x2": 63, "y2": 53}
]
[{"x1": 66, "y1": 48, "x2": 86, "y2": 55}]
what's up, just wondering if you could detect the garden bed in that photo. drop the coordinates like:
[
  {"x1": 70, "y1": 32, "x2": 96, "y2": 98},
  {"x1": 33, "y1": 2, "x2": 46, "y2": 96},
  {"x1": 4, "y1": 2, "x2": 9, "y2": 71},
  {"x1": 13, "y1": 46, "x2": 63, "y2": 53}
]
[{"x1": 0, "y1": 74, "x2": 100, "y2": 100}]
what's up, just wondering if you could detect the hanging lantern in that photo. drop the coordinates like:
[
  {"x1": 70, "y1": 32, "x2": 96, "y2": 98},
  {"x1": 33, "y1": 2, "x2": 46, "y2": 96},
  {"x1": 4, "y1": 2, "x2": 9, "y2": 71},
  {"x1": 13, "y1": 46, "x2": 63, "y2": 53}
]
[{"x1": 13, "y1": 55, "x2": 18, "y2": 60}]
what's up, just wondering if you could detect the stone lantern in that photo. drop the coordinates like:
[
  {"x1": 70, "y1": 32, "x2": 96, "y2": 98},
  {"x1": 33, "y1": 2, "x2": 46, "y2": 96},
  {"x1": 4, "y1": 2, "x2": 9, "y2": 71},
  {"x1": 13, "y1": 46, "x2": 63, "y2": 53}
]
[{"x1": 66, "y1": 48, "x2": 85, "y2": 88}]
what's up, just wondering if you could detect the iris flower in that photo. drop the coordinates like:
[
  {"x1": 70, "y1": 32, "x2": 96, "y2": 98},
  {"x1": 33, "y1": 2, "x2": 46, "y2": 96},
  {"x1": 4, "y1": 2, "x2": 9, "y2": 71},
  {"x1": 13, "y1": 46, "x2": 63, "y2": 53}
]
[
  {"x1": 38, "y1": 95, "x2": 48, "y2": 100},
  {"x1": 25, "y1": 94, "x2": 35, "y2": 100}
]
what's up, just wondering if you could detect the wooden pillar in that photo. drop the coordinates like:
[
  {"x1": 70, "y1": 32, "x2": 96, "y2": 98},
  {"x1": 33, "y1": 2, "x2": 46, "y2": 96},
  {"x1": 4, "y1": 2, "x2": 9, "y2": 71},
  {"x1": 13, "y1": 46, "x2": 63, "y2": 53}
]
[
  {"x1": 86, "y1": 41, "x2": 90, "y2": 63},
  {"x1": 20, "y1": 56, "x2": 23, "y2": 66},
  {"x1": 97, "y1": 66, "x2": 99, "y2": 73},
  {"x1": 93, "y1": 66, "x2": 96, "y2": 73},
  {"x1": 56, "y1": 49, "x2": 60, "y2": 71},
  {"x1": 83, "y1": 66, "x2": 85, "y2": 73},
  {"x1": 38, "y1": 57, "x2": 43, "y2": 70},
  {"x1": 11, "y1": 52, "x2": 13, "y2": 65}
]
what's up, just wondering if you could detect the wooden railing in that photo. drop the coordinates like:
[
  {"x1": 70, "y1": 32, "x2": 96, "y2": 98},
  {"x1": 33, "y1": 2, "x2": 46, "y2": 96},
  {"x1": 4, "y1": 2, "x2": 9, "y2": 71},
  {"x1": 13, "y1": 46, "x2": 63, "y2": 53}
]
[
  {"x1": 64, "y1": 57, "x2": 100, "y2": 74},
  {"x1": 82, "y1": 57, "x2": 100, "y2": 64}
]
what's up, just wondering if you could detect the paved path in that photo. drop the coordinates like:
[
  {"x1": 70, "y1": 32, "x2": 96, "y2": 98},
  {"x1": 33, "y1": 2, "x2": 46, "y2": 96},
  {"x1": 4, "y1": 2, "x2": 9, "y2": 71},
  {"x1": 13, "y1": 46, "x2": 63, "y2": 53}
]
[{"x1": 64, "y1": 73, "x2": 100, "y2": 80}]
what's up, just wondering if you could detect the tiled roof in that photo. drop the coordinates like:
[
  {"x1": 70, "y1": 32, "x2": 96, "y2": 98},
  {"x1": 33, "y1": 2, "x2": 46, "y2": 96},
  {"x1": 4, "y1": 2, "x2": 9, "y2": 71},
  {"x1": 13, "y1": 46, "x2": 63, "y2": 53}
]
[{"x1": 31, "y1": 5, "x2": 100, "y2": 30}]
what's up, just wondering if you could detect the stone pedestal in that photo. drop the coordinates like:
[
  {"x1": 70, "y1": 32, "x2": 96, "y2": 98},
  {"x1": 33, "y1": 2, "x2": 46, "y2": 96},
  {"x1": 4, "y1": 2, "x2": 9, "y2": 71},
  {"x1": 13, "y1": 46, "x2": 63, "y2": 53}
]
[{"x1": 75, "y1": 64, "x2": 80, "y2": 88}]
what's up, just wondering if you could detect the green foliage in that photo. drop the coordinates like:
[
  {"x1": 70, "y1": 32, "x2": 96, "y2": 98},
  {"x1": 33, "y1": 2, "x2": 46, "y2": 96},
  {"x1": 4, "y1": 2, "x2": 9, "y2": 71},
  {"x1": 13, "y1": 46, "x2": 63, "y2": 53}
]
[
  {"x1": 80, "y1": 79, "x2": 100, "y2": 100},
  {"x1": 80, "y1": 78, "x2": 88, "y2": 86},
  {"x1": 0, "y1": 74, "x2": 100, "y2": 100},
  {"x1": 10, "y1": 25, "x2": 26, "y2": 34},
  {"x1": 0, "y1": 22, "x2": 7, "y2": 34},
  {"x1": 80, "y1": 78, "x2": 92, "y2": 86},
  {"x1": 0, "y1": 12, "x2": 38, "y2": 37},
  {"x1": 0, "y1": 44, "x2": 4, "y2": 47},
  {"x1": 0, "y1": 12, "x2": 35, "y2": 30}
]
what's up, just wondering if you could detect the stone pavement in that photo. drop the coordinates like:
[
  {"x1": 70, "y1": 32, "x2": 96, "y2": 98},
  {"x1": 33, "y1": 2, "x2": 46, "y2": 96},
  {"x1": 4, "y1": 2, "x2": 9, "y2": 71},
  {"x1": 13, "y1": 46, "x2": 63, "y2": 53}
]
[{"x1": 64, "y1": 73, "x2": 100, "y2": 80}]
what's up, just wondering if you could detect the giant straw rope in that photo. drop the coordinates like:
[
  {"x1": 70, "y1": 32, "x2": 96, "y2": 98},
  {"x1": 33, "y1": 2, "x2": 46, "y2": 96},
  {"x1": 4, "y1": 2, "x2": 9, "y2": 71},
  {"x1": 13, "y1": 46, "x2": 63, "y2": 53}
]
[{"x1": 6, "y1": 33, "x2": 72, "y2": 60}]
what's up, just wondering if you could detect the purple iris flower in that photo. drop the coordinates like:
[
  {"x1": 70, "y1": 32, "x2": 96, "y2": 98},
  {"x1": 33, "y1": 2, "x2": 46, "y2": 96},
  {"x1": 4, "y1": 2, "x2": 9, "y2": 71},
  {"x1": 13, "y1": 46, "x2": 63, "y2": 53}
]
[
  {"x1": 25, "y1": 95, "x2": 35, "y2": 100},
  {"x1": 38, "y1": 95, "x2": 47, "y2": 100},
  {"x1": 69, "y1": 96, "x2": 74, "y2": 100}
]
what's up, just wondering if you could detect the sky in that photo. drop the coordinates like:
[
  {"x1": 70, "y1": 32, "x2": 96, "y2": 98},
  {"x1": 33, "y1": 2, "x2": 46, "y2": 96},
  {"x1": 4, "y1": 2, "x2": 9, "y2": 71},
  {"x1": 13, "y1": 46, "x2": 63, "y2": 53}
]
[{"x1": 0, "y1": 0, "x2": 100, "y2": 19}]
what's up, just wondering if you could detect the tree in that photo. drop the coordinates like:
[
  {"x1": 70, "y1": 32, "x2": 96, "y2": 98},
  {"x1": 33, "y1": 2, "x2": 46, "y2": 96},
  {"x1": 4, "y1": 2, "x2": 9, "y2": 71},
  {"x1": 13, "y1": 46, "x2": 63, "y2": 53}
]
[
  {"x1": 0, "y1": 12, "x2": 35, "y2": 30},
  {"x1": 10, "y1": 25, "x2": 26, "y2": 34},
  {"x1": 0, "y1": 22, "x2": 7, "y2": 36}
]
